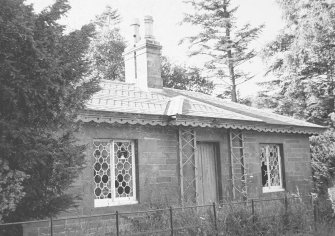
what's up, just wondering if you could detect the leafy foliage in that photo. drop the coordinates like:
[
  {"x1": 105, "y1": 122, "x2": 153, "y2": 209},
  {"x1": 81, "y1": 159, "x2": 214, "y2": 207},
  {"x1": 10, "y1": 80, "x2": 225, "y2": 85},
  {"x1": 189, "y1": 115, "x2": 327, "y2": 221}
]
[
  {"x1": 311, "y1": 130, "x2": 335, "y2": 195},
  {"x1": 128, "y1": 196, "x2": 328, "y2": 236},
  {"x1": 0, "y1": 159, "x2": 25, "y2": 222},
  {"x1": 86, "y1": 6, "x2": 126, "y2": 81},
  {"x1": 259, "y1": 0, "x2": 335, "y2": 197},
  {"x1": 259, "y1": 0, "x2": 335, "y2": 126},
  {"x1": 181, "y1": 0, "x2": 264, "y2": 101},
  {"x1": 161, "y1": 56, "x2": 214, "y2": 94},
  {"x1": 0, "y1": 0, "x2": 98, "y2": 221},
  {"x1": 217, "y1": 88, "x2": 253, "y2": 106}
]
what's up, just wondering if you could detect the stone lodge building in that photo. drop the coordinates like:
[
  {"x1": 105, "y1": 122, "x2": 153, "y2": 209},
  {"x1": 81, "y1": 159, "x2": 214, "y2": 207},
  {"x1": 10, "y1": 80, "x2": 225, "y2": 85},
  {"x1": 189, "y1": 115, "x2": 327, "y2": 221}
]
[
  {"x1": 74, "y1": 16, "x2": 325, "y2": 212},
  {"x1": 23, "y1": 15, "x2": 325, "y2": 236}
]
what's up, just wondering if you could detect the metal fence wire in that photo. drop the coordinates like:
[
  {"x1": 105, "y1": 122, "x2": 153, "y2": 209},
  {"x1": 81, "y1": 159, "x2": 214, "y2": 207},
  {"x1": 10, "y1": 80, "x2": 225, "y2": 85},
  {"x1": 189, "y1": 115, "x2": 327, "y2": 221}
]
[{"x1": 0, "y1": 195, "x2": 334, "y2": 236}]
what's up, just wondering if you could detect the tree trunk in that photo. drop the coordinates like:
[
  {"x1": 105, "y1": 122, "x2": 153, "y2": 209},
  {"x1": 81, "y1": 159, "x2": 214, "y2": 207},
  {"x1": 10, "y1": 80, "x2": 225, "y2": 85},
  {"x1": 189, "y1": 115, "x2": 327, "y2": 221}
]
[
  {"x1": 228, "y1": 50, "x2": 237, "y2": 102},
  {"x1": 328, "y1": 67, "x2": 335, "y2": 127},
  {"x1": 224, "y1": 0, "x2": 237, "y2": 102}
]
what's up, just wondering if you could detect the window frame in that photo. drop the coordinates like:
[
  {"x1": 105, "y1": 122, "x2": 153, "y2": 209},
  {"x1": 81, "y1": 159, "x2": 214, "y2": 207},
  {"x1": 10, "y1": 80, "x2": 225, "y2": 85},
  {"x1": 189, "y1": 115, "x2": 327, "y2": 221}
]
[
  {"x1": 94, "y1": 139, "x2": 138, "y2": 208},
  {"x1": 260, "y1": 143, "x2": 285, "y2": 193}
]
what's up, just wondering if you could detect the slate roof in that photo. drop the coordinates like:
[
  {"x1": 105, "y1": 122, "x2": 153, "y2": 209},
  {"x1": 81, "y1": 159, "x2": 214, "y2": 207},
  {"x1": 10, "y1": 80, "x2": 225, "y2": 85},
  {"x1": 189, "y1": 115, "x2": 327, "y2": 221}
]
[{"x1": 82, "y1": 80, "x2": 325, "y2": 133}]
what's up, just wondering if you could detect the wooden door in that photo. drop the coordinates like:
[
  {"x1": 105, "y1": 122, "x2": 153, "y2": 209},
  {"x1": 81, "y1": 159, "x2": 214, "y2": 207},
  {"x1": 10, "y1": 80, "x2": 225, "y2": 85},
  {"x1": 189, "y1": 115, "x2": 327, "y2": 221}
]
[{"x1": 196, "y1": 142, "x2": 218, "y2": 205}]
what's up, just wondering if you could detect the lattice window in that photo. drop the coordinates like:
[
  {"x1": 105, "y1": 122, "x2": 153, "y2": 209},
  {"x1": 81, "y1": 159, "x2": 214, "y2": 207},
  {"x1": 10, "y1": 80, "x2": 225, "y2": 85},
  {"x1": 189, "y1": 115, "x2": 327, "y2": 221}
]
[
  {"x1": 93, "y1": 140, "x2": 137, "y2": 207},
  {"x1": 93, "y1": 141, "x2": 112, "y2": 199},
  {"x1": 260, "y1": 144, "x2": 284, "y2": 192},
  {"x1": 114, "y1": 141, "x2": 134, "y2": 198}
]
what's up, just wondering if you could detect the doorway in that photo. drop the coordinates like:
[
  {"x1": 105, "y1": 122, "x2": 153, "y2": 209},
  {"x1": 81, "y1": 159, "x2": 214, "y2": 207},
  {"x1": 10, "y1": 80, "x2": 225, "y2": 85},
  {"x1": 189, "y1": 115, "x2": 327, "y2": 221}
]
[{"x1": 196, "y1": 142, "x2": 220, "y2": 205}]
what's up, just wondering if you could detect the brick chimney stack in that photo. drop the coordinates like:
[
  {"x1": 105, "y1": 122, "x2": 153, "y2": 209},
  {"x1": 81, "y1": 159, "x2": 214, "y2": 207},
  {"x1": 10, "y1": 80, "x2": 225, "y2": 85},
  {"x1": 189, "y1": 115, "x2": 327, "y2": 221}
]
[{"x1": 123, "y1": 16, "x2": 163, "y2": 90}]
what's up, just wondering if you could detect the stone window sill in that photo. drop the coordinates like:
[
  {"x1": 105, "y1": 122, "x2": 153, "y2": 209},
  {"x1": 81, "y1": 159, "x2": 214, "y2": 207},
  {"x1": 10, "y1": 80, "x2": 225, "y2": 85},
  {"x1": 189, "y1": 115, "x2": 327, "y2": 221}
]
[
  {"x1": 94, "y1": 199, "x2": 138, "y2": 208},
  {"x1": 262, "y1": 187, "x2": 285, "y2": 193}
]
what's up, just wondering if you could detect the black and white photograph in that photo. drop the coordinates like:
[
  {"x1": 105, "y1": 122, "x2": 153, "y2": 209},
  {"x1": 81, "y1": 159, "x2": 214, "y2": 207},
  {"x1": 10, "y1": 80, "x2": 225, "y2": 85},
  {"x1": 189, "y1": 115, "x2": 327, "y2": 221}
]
[{"x1": 0, "y1": 0, "x2": 335, "y2": 235}]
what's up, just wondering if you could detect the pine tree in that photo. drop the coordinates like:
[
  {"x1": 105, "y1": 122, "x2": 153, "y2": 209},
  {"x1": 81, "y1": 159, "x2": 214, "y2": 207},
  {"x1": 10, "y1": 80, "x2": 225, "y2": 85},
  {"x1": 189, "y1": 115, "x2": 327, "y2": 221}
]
[
  {"x1": 161, "y1": 56, "x2": 214, "y2": 94},
  {"x1": 260, "y1": 0, "x2": 335, "y2": 126},
  {"x1": 260, "y1": 0, "x2": 335, "y2": 197},
  {"x1": 0, "y1": 0, "x2": 98, "y2": 222},
  {"x1": 86, "y1": 6, "x2": 126, "y2": 81},
  {"x1": 181, "y1": 0, "x2": 264, "y2": 102}
]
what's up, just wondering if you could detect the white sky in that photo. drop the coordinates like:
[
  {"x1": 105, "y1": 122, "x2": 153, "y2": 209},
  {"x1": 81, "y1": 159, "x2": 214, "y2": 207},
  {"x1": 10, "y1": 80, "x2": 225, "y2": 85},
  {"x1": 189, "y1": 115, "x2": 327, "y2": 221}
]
[{"x1": 26, "y1": 0, "x2": 284, "y2": 97}]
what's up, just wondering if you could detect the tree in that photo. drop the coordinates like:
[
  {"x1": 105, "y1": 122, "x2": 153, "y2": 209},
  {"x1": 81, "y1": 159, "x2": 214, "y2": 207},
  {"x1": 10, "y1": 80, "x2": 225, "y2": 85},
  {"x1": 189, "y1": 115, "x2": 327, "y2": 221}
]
[
  {"x1": 216, "y1": 87, "x2": 253, "y2": 105},
  {"x1": 161, "y1": 56, "x2": 214, "y2": 94},
  {"x1": 310, "y1": 128, "x2": 335, "y2": 217},
  {"x1": 259, "y1": 0, "x2": 335, "y2": 198},
  {"x1": 310, "y1": 129, "x2": 335, "y2": 195},
  {"x1": 0, "y1": 0, "x2": 98, "y2": 222},
  {"x1": 260, "y1": 0, "x2": 335, "y2": 127},
  {"x1": 181, "y1": 0, "x2": 264, "y2": 102},
  {"x1": 86, "y1": 6, "x2": 126, "y2": 81}
]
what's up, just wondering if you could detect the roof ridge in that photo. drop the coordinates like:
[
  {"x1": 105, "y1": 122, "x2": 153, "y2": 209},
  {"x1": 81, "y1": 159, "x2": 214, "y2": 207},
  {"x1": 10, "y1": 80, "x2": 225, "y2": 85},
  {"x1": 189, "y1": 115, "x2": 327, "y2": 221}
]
[
  {"x1": 214, "y1": 99, "x2": 324, "y2": 128},
  {"x1": 181, "y1": 95, "x2": 259, "y2": 120},
  {"x1": 165, "y1": 87, "x2": 324, "y2": 128}
]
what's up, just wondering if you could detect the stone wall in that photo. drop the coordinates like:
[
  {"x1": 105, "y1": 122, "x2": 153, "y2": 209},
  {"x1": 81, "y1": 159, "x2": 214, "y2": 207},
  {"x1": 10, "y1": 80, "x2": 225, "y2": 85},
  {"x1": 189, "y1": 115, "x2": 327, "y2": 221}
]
[
  {"x1": 195, "y1": 127, "x2": 231, "y2": 201},
  {"x1": 244, "y1": 131, "x2": 312, "y2": 199},
  {"x1": 23, "y1": 123, "x2": 180, "y2": 236},
  {"x1": 22, "y1": 124, "x2": 313, "y2": 235},
  {"x1": 75, "y1": 123, "x2": 180, "y2": 215}
]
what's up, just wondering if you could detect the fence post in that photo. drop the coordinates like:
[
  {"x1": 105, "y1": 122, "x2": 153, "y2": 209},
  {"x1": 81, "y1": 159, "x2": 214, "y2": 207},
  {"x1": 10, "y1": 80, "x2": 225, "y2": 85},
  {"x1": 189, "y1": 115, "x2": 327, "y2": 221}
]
[
  {"x1": 313, "y1": 199, "x2": 317, "y2": 232},
  {"x1": 169, "y1": 206, "x2": 174, "y2": 236},
  {"x1": 251, "y1": 199, "x2": 255, "y2": 223},
  {"x1": 284, "y1": 195, "x2": 288, "y2": 214},
  {"x1": 251, "y1": 199, "x2": 257, "y2": 234},
  {"x1": 212, "y1": 202, "x2": 218, "y2": 234},
  {"x1": 50, "y1": 216, "x2": 53, "y2": 236},
  {"x1": 116, "y1": 211, "x2": 119, "y2": 236}
]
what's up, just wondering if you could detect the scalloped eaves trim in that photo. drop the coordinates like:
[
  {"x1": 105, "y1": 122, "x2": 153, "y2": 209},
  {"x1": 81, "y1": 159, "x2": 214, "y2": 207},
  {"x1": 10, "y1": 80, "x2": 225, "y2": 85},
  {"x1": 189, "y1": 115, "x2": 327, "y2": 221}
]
[{"x1": 78, "y1": 113, "x2": 325, "y2": 135}]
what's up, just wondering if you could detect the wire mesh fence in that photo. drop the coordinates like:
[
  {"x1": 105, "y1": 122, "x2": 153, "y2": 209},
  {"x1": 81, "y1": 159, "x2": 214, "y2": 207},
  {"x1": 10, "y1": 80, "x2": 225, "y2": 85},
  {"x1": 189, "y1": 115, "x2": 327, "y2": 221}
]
[{"x1": 0, "y1": 195, "x2": 334, "y2": 236}]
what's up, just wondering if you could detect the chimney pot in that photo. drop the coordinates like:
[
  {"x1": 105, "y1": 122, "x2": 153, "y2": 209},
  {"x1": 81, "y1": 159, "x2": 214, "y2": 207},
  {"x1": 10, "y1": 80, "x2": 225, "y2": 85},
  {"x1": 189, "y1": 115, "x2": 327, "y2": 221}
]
[
  {"x1": 130, "y1": 18, "x2": 140, "y2": 43},
  {"x1": 144, "y1": 15, "x2": 154, "y2": 40}
]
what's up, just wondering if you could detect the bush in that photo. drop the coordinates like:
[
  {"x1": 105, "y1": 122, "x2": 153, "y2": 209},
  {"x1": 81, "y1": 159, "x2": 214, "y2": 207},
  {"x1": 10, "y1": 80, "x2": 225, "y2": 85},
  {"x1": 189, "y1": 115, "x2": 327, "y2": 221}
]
[{"x1": 128, "y1": 196, "x2": 333, "y2": 236}]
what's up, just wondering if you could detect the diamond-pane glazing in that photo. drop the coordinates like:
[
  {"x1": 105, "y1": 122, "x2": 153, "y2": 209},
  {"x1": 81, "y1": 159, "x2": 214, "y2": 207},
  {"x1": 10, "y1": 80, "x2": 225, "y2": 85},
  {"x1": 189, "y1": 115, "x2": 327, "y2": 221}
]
[{"x1": 260, "y1": 144, "x2": 281, "y2": 188}]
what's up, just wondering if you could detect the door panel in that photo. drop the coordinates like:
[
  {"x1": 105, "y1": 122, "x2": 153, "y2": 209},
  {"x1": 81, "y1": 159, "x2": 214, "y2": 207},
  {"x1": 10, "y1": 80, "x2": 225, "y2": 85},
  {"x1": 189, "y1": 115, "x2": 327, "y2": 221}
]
[{"x1": 196, "y1": 142, "x2": 218, "y2": 205}]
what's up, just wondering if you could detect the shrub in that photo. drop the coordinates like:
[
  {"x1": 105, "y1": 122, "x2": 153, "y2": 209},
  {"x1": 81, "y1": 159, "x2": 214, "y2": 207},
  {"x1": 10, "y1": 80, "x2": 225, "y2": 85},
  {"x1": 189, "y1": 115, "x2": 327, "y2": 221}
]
[{"x1": 127, "y1": 196, "x2": 335, "y2": 236}]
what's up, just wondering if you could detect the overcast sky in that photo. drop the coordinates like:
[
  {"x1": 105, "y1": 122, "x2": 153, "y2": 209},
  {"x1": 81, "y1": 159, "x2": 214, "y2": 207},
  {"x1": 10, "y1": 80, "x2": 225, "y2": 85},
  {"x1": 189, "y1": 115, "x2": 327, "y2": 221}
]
[{"x1": 26, "y1": 0, "x2": 284, "y2": 97}]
